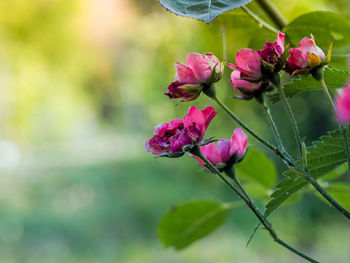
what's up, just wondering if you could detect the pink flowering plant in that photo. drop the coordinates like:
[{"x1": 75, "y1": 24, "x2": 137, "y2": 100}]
[{"x1": 147, "y1": 1, "x2": 350, "y2": 262}]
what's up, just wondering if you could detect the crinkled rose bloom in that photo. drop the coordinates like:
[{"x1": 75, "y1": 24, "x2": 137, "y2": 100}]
[
  {"x1": 165, "y1": 52, "x2": 223, "y2": 102},
  {"x1": 228, "y1": 49, "x2": 263, "y2": 99},
  {"x1": 193, "y1": 128, "x2": 248, "y2": 169},
  {"x1": 258, "y1": 32, "x2": 285, "y2": 66},
  {"x1": 285, "y1": 35, "x2": 328, "y2": 75},
  {"x1": 335, "y1": 83, "x2": 350, "y2": 124},
  {"x1": 228, "y1": 32, "x2": 286, "y2": 100},
  {"x1": 145, "y1": 106, "x2": 217, "y2": 157}
]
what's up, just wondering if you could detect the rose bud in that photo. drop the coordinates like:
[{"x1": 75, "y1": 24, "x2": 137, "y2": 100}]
[
  {"x1": 165, "y1": 52, "x2": 224, "y2": 102},
  {"x1": 335, "y1": 82, "x2": 350, "y2": 124},
  {"x1": 145, "y1": 106, "x2": 217, "y2": 157},
  {"x1": 228, "y1": 49, "x2": 266, "y2": 99},
  {"x1": 258, "y1": 32, "x2": 285, "y2": 71},
  {"x1": 192, "y1": 128, "x2": 248, "y2": 171},
  {"x1": 285, "y1": 35, "x2": 332, "y2": 76}
]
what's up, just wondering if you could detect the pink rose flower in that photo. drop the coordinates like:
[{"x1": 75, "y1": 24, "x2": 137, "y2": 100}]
[
  {"x1": 193, "y1": 128, "x2": 248, "y2": 169},
  {"x1": 228, "y1": 49, "x2": 263, "y2": 99},
  {"x1": 335, "y1": 82, "x2": 350, "y2": 124},
  {"x1": 165, "y1": 52, "x2": 223, "y2": 102},
  {"x1": 145, "y1": 106, "x2": 217, "y2": 156},
  {"x1": 258, "y1": 32, "x2": 285, "y2": 66},
  {"x1": 285, "y1": 35, "x2": 329, "y2": 75}
]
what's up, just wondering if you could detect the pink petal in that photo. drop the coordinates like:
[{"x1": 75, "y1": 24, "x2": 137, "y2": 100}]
[
  {"x1": 235, "y1": 49, "x2": 262, "y2": 78},
  {"x1": 174, "y1": 62, "x2": 199, "y2": 84},
  {"x1": 298, "y1": 35, "x2": 326, "y2": 61},
  {"x1": 201, "y1": 143, "x2": 223, "y2": 166},
  {"x1": 230, "y1": 71, "x2": 261, "y2": 91},
  {"x1": 186, "y1": 53, "x2": 212, "y2": 83},
  {"x1": 285, "y1": 48, "x2": 309, "y2": 73},
  {"x1": 218, "y1": 139, "x2": 231, "y2": 163},
  {"x1": 276, "y1": 32, "x2": 285, "y2": 53},
  {"x1": 203, "y1": 52, "x2": 222, "y2": 74},
  {"x1": 335, "y1": 85, "x2": 350, "y2": 123},
  {"x1": 230, "y1": 128, "x2": 248, "y2": 157}
]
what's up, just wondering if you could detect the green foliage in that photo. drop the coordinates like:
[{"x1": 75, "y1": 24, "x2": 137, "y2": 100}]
[
  {"x1": 157, "y1": 200, "x2": 233, "y2": 249},
  {"x1": 265, "y1": 128, "x2": 349, "y2": 217},
  {"x1": 236, "y1": 148, "x2": 277, "y2": 189},
  {"x1": 158, "y1": 0, "x2": 252, "y2": 24},
  {"x1": 284, "y1": 11, "x2": 350, "y2": 49},
  {"x1": 268, "y1": 68, "x2": 349, "y2": 103}
]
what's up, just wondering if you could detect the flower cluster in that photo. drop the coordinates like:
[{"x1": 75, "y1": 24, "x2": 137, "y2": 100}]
[
  {"x1": 146, "y1": 31, "x2": 336, "y2": 170},
  {"x1": 228, "y1": 33, "x2": 332, "y2": 100}
]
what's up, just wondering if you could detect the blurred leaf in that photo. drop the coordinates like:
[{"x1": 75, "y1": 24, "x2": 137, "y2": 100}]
[
  {"x1": 324, "y1": 183, "x2": 350, "y2": 210},
  {"x1": 265, "y1": 128, "x2": 349, "y2": 217},
  {"x1": 323, "y1": 163, "x2": 348, "y2": 181},
  {"x1": 158, "y1": 0, "x2": 252, "y2": 24},
  {"x1": 236, "y1": 148, "x2": 277, "y2": 189},
  {"x1": 284, "y1": 11, "x2": 350, "y2": 49},
  {"x1": 268, "y1": 68, "x2": 349, "y2": 103},
  {"x1": 157, "y1": 200, "x2": 233, "y2": 249},
  {"x1": 248, "y1": 32, "x2": 276, "y2": 50},
  {"x1": 243, "y1": 182, "x2": 271, "y2": 201}
]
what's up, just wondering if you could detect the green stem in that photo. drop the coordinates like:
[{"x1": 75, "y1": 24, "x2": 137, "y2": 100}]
[
  {"x1": 319, "y1": 78, "x2": 350, "y2": 174},
  {"x1": 261, "y1": 95, "x2": 286, "y2": 154},
  {"x1": 272, "y1": 81, "x2": 303, "y2": 158},
  {"x1": 241, "y1": 6, "x2": 279, "y2": 34},
  {"x1": 254, "y1": 0, "x2": 288, "y2": 29},
  {"x1": 226, "y1": 168, "x2": 251, "y2": 201},
  {"x1": 190, "y1": 147, "x2": 319, "y2": 263},
  {"x1": 212, "y1": 95, "x2": 295, "y2": 167}
]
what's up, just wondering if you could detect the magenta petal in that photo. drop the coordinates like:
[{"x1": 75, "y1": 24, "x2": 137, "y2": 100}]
[
  {"x1": 201, "y1": 106, "x2": 217, "y2": 131},
  {"x1": 186, "y1": 53, "x2": 212, "y2": 83},
  {"x1": 218, "y1": 139, "x2": 231, "y2": 163},
  {"x1": 184, "y1": 106, "x2": 204, "y2": 128},
  {"x1": 174, "y1": 62, "x2": 199, "y2": 84},
  {"x1": 335, "y1": 85, "x2": 350, "y2": 123}
]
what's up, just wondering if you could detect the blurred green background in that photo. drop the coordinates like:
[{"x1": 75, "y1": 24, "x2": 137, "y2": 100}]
[{"x1": 0, "y1": 0, "x2": 349, "y2": 262}]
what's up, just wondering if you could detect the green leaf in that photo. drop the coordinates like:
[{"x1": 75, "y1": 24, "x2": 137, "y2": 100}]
[
  {"x1": 158, "y1": 0, "x2": 252, "y2": 24},
  {"x1": 235, "y1": 148, "x2": 277, "y2": 189},
  {"x1": 158, "y1": 200, "x2": 233, "y2": 249},
  {"x1": 265, "y1": 128, "x2": 349, "y2": 217},
  {"x1": 284, "y1": 11, "x2": 350, "y2": 49},
  {"x1": 268, "y1": 68, "x2": 349, "y2": 103}
]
